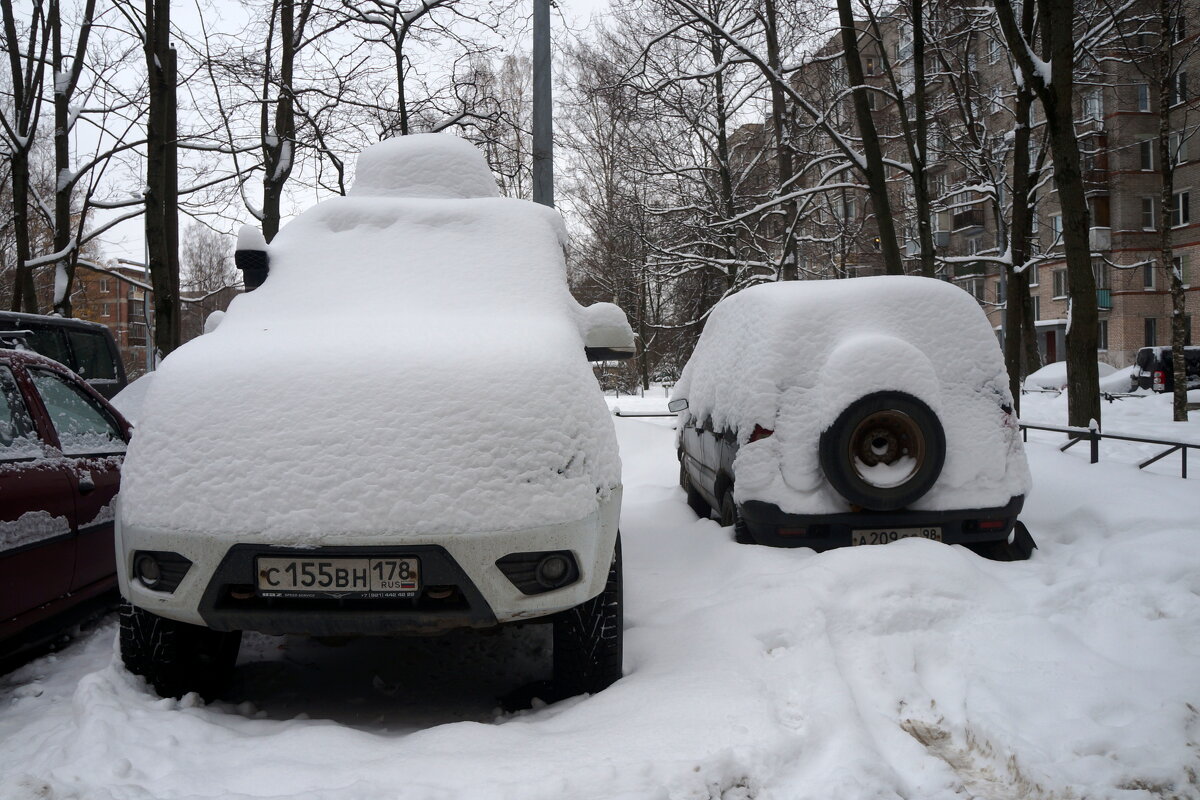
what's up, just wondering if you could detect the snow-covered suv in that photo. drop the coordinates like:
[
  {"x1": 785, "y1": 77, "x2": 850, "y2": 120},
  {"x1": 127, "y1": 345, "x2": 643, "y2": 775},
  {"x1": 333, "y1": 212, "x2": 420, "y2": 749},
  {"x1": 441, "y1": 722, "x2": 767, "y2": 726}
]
[
  {"x1": 670, "y1": 277, "x2": 1035, "y2": 560},
  {"x1": 117, "y1": 135, "x2": 633, "y2": 700}
]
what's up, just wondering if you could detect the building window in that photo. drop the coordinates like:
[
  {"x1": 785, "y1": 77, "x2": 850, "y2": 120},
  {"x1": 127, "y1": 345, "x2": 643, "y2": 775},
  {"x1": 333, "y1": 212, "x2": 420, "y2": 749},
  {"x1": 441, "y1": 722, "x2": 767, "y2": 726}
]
[
  {"x1": 1135, "y1": 83, "x2": 1150, "y2": 111},
  {"x1": 1145, "y1": 317, "x2": 1157, "y2": 347},
  {"x1": 1031, "y1": 295, "x2": 1040, "y2": 320},
  {"x1": 1093, "y1": 262, "x2": 1109, "y2": 290},
  {"x1": 1173, "y1": 255, "x2": 1190, "y2": 286},
  {"x1": 1098, "y1": 319, "x2": 1108, "y2": 351},
  {"x1": 1170, "y1": 14, "x2": 1187, "y2": 44},
  {"x1": 1082, "y1": 87, "x2": 1103, "y2": 120},
  {"x1": 100, "y1": 278, "x2": 109, "y2": 293},
  {"x1": 866, "y1": 90, "x2": 877, "y2": 110},
  {"x1": 1142, "y1": 197, "x2": 1156, "y2": 229},
  {"x1": 988, "y1": 37, "x2": 1001, "y2": 64},
  {"x1": 101, "y1": 303, "x2": 110, "y2": 318},
  {"x1": 1144, "y1": 261, "x2": 1156, "y2": 289},
  {"x1": 1171, "y1": 191, "x2": 1191, "y2": 227},
  {"x1": 864, "y1": 56, "x2": 877, "y2": 76},
  {"x1": 1053, "y1": 269, "x2": 1068, "y2": 298},
  {"x1": 1169, "y1": 131, "x2": 1187, "y2": 165},
  {"x1": 1169, "y1": 71, "x2": 1188, "y2": 106},
  {"x1": 1028, "y1": 263, "x2": 1039, "y2": 286},
  {"x1": 1139, "y1": 139, "x2": 1154, "y2": 170},
  {"x1": 1050, "y1": 214, "x2": 1063, "y2": 244}
]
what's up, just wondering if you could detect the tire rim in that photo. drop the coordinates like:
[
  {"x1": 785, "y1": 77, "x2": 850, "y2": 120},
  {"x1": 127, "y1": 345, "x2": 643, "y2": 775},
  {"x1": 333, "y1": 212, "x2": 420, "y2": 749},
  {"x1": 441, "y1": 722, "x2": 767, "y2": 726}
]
[{"x1": 848, "y1": 409, "x2": 925, "y2": 488}]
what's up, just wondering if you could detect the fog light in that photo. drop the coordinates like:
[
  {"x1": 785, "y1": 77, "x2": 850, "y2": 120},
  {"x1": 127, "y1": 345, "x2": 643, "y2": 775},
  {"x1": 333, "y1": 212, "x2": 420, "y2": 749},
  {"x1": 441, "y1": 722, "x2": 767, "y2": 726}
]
[
  {"x1": 134, "y1": 553, "x2": 162, "y2": 588},
  {"x1": 536, "y1": 554, "x2": 571, "y2": 589}
]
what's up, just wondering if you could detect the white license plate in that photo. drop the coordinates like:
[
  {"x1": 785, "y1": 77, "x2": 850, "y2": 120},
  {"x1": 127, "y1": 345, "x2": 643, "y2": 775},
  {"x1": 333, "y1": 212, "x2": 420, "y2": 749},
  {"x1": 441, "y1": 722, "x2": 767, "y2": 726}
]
[
  {"x1": 256, "y1": 557, "x2": 420, "y2": 597},
  {"x1": 850, "y1": 527, "x2": 942, "y2": 546}
]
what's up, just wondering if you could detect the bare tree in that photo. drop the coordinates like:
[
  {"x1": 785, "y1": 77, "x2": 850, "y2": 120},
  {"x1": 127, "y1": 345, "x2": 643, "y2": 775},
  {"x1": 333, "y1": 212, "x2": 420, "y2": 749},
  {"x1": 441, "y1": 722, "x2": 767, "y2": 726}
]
[
  {"x1": 181, "y1": 222, "x2": 238, "y2": 292},
  {"x1": 1, "y1": 0, "x2": 50, "y2": 311},
  {"x1": 994, "y1": 0, "x2": 1103, "y2": 429}
]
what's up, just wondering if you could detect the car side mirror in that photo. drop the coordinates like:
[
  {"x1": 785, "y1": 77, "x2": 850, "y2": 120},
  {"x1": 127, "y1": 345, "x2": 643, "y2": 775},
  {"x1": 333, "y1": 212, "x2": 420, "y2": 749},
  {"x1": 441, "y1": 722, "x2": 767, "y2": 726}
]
[
  {"x1": 668, "y1": 398, "x2": 688, "y2": 413},
  {"x1": 581, "y1": 302, "x2": 635, "y2": 361}
]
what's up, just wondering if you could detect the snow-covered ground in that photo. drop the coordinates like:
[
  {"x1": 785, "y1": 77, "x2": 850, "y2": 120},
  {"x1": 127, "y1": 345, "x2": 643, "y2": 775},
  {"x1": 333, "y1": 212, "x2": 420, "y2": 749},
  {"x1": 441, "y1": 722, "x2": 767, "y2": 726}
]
[{"x1": 2, "y1": 390, "x2": 1198, "y2": 800}]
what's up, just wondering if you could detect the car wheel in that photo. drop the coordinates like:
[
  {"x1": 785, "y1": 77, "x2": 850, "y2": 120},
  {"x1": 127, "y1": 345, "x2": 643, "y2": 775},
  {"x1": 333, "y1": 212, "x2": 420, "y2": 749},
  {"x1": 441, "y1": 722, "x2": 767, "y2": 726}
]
[
  {"x1": 819, "y1": 391, "x2": 946, "y2": 512},
  {"x1": 553, "y1": 535, "x2": 622, "y2": 699},
  {"x1": 119, "y1": 602, "x2": 241, "y2": 700},
  {"x1": 680, "y1": 460, "x2": 712, "y2": 519}
]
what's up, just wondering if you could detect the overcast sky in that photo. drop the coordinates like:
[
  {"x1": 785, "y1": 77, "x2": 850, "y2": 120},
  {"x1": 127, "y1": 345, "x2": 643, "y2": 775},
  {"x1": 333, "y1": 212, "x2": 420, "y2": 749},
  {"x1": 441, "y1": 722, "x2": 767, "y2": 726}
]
[{"x1": 96, "y1": 0, "x2": 614, "y2": 266}]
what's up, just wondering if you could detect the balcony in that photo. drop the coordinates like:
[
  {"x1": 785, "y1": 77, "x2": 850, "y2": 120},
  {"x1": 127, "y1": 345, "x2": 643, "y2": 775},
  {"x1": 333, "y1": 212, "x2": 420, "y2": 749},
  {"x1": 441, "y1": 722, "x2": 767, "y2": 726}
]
[
  {"x1": 1097, "y1": 288, "x2": 1112, "y2": 309},
  {"x1": 952, "y1": 209, "x2": 985, "y2": 231},
  {"x1": 1089, "y1": 226, "x2": 1111, "y2": 251}
]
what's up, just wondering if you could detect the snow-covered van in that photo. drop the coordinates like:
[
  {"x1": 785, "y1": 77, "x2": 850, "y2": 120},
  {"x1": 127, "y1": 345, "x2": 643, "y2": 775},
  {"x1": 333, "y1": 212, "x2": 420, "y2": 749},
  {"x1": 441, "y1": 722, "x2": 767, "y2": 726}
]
[
  {"x1": 670, "y1": 277, "x2": 1035, "y2": 559},
  {"x1": 117, "y1": 135, "x2": 633, "y2": 700}
]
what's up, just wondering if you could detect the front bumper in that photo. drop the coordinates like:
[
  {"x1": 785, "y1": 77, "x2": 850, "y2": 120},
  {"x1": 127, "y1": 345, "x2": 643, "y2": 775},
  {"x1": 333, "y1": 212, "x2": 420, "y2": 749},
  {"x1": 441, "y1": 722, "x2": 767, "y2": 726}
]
[
  {"x1": 739, "y1": 495, "x2": 1025, "y2": 551},
  {"x1": 116, "y1": 488, "x2": 621, "y2": 634}
]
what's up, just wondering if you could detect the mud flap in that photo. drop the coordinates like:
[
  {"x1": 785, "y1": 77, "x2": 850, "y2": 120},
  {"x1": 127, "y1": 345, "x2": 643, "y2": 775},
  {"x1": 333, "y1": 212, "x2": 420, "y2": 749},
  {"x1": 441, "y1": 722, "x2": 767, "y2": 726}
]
[{"x1": 966, "y1": 520, "x2": 1037, "y2": 562}]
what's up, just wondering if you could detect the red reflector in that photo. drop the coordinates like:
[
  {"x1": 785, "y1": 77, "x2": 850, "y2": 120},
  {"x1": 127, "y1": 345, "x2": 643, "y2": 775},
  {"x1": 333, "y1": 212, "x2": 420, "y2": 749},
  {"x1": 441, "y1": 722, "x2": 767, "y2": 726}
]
[
  {"x1": 778, "y1": 528, "x2": 807, "y2": 537},
  {"x1": 978, "y1": 519, "x2": 1006, "y2": 530},
  {"x1": 750, "y1": 425, "x2": 774, "y2": 442}
]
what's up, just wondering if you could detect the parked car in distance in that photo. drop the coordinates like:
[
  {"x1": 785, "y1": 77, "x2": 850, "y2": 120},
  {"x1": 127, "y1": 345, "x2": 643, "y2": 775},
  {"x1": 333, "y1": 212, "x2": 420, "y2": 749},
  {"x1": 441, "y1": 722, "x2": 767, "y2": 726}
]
[
  {"x1": 0, "y1": 348, "x2": 130, "y2": 666},
  {"x1": 0, "y1": 312, "x2": 127, "y2": 399},
  {"x1": 116, "y1": 134, "x2": 634, "y2": 702},
  {"x1": 670, "y1": 277, "x2": 1035, "y2": 561},
  {"x1": 1129, "y1": 346, "x2": 1200, "y2": 393}
]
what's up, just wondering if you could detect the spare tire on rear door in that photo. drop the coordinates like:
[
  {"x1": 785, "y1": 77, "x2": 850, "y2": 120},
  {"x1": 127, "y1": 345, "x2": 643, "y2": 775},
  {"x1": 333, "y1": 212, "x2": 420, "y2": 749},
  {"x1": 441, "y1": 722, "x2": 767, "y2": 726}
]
[{"x1": 818, "y1": 391, "x2": 945, "y2": 511}]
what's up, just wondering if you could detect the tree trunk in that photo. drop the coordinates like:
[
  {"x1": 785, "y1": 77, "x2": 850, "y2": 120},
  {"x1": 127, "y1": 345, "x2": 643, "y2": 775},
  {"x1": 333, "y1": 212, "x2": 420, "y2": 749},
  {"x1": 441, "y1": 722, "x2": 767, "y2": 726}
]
[
  {"x1": 835, "y1": 0, "x2": 904, "y2": 276},
  {"x1": 995, "y1": 0, "x2": 1100, "y2": 429},
  {"x1": 50, "y1": 0, "x2": 96, "y2": 317},
  {"x1": 262, "y1": 0, "x2": 297, "y2": 243},
  {"x1": 1, "y1": 0, "x2": 45, "y2": 313},
  {"x1": 1157, "y1": 2, "x2": 1188, "y2": 421},
  {"x1": 763, "y1": 0, "x2": 798, "y2": 280},
  {"x1": 909, "y1": 0, "x2": 934, "y2": 278},
  {"x1": 144, "y1": 0, "x2": 180, "y2": 359}
]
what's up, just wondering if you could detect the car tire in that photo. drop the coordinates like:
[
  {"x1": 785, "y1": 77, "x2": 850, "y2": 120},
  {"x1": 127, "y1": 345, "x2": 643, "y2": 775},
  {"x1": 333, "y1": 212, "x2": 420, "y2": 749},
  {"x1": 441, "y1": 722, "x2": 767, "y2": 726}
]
[
  {"x1": 119, "y1": 602, "x2": 241, "y2": 700},
  {"x1": 553, "y1": 535, "x2": 622, "y2": 699},
  {"x1": 733, "y1": 516, "x2": 756, "y2": 545},
  {"x1": 819, "y1": 391, "x2": 946, "y2": 512},
  {"x1": 680, "y1": 460, "x2": 712, "y2": 519},
  {"x1": 718, "y1": 490, "x2": 737, "y2": 527}
]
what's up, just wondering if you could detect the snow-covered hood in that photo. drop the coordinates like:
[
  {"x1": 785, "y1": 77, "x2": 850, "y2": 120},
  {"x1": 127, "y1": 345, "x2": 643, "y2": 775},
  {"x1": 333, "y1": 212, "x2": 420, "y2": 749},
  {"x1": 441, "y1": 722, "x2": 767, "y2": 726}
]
[
  {"x1": 121, "y1": 136, "x2": 620, "y2": 538},
  {"x1": 673, "y1": 277, "x2": 1031, "y2": 514}
]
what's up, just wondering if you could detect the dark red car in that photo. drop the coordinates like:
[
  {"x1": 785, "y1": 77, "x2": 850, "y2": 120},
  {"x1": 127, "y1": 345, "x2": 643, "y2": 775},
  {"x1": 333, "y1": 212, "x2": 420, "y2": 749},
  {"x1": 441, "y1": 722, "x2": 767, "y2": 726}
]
[{"x1": 0, "y1": 348, "x2": 130, "y2": 665}]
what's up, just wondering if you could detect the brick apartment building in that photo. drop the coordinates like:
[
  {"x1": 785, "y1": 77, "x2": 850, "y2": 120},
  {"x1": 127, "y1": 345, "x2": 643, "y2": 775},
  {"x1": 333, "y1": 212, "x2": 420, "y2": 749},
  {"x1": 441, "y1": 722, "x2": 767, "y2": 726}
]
[
  {"x1": 786, "y1": 3, "x2": 1198, "y2": 368},
  {"x1": 71, "y1": 264, "x2": 239, "y2": 377}
]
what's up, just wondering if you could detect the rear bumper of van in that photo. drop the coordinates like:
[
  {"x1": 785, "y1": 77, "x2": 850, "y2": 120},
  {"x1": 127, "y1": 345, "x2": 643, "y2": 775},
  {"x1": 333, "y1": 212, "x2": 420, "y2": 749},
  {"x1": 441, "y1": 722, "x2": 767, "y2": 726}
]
[{"x1": 739, "y1": 495, "x2": 1025, "y2": 552}]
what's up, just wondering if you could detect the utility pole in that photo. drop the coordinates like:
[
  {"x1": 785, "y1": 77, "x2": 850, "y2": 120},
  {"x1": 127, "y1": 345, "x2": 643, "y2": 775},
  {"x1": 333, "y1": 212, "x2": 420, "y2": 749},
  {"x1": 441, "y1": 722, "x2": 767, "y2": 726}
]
[{"x1": 532, "y1": 0, "x2": 553, "y2": 207}]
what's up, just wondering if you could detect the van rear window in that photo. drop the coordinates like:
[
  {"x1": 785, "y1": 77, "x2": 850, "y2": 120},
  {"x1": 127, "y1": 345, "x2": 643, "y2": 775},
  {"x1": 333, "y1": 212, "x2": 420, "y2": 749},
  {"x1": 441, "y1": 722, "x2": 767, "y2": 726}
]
[
  {"x1": 25, "y1": 328, "x2": 72, "y2": 368},
  {"x1": 67, "y1": 331, "x2": 117, "y2": 380}
]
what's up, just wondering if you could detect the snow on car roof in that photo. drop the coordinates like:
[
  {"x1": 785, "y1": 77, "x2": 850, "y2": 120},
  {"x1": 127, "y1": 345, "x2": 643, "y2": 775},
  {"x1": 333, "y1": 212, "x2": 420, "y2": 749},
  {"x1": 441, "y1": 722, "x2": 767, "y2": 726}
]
[
  {"x1": 121, "y1": 135, "x2": 620, "y2": 539},
  {"x1": 673, "y1": 277, "x2": 1031, "y2": 514}
]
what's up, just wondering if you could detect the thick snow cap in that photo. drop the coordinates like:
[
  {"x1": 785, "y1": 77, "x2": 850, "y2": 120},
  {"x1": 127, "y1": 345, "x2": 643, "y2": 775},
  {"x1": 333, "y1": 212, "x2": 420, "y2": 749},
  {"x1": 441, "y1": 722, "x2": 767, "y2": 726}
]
[
  {"x1": 349, "y1": 134, "x2": 500, "y2": 200},
  {"x1": 672, "y1": 277, "x2": 1031, "y2": 514},
  {"x1": 121, "y1": 135, "x2": 619, "y2": 540}
]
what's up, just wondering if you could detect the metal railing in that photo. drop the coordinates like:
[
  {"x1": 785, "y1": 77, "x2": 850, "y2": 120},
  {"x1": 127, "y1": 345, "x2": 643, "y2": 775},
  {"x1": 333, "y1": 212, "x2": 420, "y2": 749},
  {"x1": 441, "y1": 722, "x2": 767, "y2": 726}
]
[
  {"x1": 1019, "y1": 422, "x2": 1196, "y2": 478},
  {"x1": 609, "y1": 409, "x2": 1196, "y2": 479}
]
